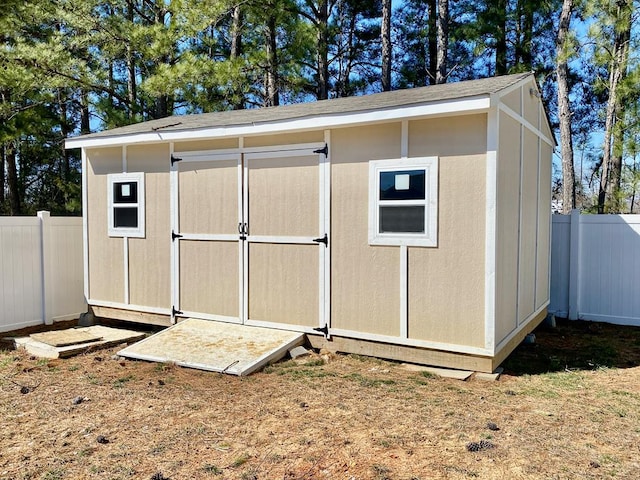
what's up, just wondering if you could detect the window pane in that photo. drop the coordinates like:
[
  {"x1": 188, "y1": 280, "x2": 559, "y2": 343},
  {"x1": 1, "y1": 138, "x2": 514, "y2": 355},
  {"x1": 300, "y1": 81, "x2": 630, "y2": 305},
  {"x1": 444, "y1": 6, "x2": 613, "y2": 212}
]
[
  {"x1": 114, "y1": 182, "x2": 138, "y2": 203},
  {"x1": 380, "y1": 170, "x2": 425, "y2": 200},
  {"x1": 379, "y1": 206, "x2": 424, "y2": 233},
  {"x1": 114, "y1": 207, "x2": 138, "y2": 228}
]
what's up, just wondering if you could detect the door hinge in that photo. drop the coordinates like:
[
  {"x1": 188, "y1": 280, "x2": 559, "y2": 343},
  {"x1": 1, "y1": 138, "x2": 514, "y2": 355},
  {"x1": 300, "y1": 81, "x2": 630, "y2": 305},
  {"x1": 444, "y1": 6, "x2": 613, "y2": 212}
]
[
  {"x1": 313, "y1": 233, "x2": 328, "y2": 247},
  {"x1": 170, "y1": 154, "x2": 182, "y2": 166},
  {"x1": 172, "y1": 306, "x2": 183, "y2": 316},
  {"x1": 313, "y1": 144, "x2": 328, "y2": 156},
  {"x1": 172, "y1": 230, "x2": 183, "y2": 241},
  {"x1": 313, "y1": 324, "x2": 329, "y2": 337}
]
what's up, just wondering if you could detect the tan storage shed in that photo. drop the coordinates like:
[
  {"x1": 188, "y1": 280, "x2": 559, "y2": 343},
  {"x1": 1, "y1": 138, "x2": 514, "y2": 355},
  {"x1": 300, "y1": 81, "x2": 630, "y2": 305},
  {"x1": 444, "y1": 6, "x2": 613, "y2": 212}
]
[{"x1": 66, "y1": 72, "x2": 554, "y2": 373}]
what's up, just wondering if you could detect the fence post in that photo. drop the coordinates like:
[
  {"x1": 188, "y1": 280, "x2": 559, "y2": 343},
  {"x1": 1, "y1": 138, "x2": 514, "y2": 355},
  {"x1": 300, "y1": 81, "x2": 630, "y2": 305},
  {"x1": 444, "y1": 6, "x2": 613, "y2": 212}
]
[
  {"x1": 568, "y1": 209, "x2": 580, "y2": 320},
  {"x1": 38, "y1": 211, "x2": 53, "y2": 325}
]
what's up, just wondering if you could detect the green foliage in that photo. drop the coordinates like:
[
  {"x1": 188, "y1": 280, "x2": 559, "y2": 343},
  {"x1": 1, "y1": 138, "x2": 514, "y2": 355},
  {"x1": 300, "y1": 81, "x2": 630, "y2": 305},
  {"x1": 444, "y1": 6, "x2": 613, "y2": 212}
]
[{"x1": 1, "y1": 0, "x2": 639, "y2": 215}]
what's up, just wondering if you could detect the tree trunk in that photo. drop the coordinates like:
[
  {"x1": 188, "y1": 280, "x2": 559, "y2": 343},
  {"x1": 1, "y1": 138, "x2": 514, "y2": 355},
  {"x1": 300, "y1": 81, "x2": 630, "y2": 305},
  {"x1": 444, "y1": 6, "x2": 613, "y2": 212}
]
[
  {"x1": 556, "y1": 0, "x2": 575, "y2": 214},
  {"x1": 126, "y1": 0, "x2": 137, "y2": 120},
  {"x1": 598, "y1": 0, "x2": 632, "y2": 213},
  {"x1": 436, "y1": 0, "x2": 448, "y2": 84},
  {"x1": 230, "y1": 5, "x2": 245, "y2": 109},
  {"x1": 265, "y1": 12, "x2": 280, "y2": 106},
  {"x1": 317, "y1": 0, "x2": 330, "y2": 100},
  {"x1": 80, "y1": 90, "x2": 91, "y2": 135},
  {"x1": 6, "y1": 142, "x2": 21, "y2": 215},
  {"x1": 231, "y1": 5, "x2": 243, "y2": 58},
  {"x1": 1, "y1": 143, "x2": 5, "y2": 210},
  {"x1": 427, "y1": 0, "x2": 437, "y2": 84},
  {"x1": 495, "y1": 0, "x2": 508, "y2": 75},
  {"x1": 381, "y1": 0, "x2": 392, "y2": 91},
  {"x1": 58, "y1": 90, "x2": 70, "y2": 181}
]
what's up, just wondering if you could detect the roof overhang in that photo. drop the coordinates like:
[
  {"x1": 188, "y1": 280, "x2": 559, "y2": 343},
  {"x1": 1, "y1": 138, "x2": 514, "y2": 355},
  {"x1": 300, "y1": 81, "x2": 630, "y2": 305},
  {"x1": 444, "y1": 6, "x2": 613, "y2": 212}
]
[{"x1": 65, "y1": 95, "x2": 491, "y2": 150}]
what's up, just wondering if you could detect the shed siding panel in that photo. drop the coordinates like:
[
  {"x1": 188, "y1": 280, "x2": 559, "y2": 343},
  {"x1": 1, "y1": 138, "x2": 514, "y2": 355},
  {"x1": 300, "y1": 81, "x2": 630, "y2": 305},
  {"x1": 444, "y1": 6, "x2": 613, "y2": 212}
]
[
  {"x1": 174, "y1": 138, "x2": 238, "y2": 152},
  {"x1": 522, "y1": 80, "x2": 540, "y2": 132},
  {"x1": 407, "y1": 116, "x2": 486, "y2": 348},
  {"x1": 87, "y1": 148, "x2": 125, "y2": 303},
  {"x1": 248, "y1": 156, "x2": 318, "y2": 237},
  {"x1": 331, "y1": 123, "x2": 402, "y2": 337},
  {"x1": 179, "y1": 160, "x2": 238, "y2": 235},
  {"x1": 517, "y1": 129, "x2": 538, "y2": 324},
  {"x1": 495, "y1": 113, "x2": 521, "y2": 342},
  {"x1": 127, "y1": 144, "x2": 171, "y2": 309},
  {"x1": 536, "y1": 142, "x2": 552, "y2": 309},
  {"x1": 502, "y1": 88, "x2": 521, "y2": 115},
  {"x1": 244, "y1": 131, "x2": 324, "y2": 148},
  {"x1": 248, "y1": 243, "x2": 318, "y2": 327},
  {"x1": 407, "y1": 154, "x2": 486, "y2": 348},
  {"x1": 408, "y1": 114, "x2": 487, "y2": 157},
  {"x1": 180, "y1": 240, "x2": 239, "y2": 317}
]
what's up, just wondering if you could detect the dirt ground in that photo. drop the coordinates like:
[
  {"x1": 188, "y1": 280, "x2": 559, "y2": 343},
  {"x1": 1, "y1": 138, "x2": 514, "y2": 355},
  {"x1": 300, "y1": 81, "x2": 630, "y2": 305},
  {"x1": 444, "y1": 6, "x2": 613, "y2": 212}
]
[{"x1": 1, "y1": 319, "x2": 640, "y2": 480}]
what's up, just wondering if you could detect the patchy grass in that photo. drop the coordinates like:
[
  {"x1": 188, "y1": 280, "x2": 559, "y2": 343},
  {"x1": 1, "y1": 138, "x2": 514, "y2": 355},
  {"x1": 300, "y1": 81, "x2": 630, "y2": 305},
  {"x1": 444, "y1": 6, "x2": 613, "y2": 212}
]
[{"x1": 0, "y1": 319, "x2": 639, "y2": 479}]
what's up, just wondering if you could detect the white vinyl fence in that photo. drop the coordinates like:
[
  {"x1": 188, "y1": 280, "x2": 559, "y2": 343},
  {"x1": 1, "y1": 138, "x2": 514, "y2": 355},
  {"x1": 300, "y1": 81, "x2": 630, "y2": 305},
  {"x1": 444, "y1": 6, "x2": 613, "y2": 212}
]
[
  {"x1": 550, "y1": 211, "x2": 640, "y2": 326},
  {"x1": 0, "y1": 212, "x2": 85, "y2": 333}
]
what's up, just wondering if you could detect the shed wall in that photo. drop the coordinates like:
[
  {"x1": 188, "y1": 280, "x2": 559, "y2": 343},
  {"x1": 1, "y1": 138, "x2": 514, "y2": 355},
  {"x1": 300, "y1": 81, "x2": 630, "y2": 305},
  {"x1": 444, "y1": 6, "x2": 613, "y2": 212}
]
[
  {"x1": 87, "y1": 147, "x2": 124, "y2": 303},
  {"x1": 495, "y1": 94, "x2": 552, "y2": 348},
  {"x1": 127, "y1": 144, "x2": 171, "y2": 309},
  {"x1": 407, "y1": 116, "x2": 487, "y2": 348},
  {"x1": 495, "y1": 112, "x2": 521, "y2": 342}
]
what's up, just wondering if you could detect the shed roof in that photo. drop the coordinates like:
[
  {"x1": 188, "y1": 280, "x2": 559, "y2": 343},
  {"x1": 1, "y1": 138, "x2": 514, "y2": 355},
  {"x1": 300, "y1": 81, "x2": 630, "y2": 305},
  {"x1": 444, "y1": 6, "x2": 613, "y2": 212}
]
[{"x1": 67, "y1": 72, "x2": 537, "y2": 147}]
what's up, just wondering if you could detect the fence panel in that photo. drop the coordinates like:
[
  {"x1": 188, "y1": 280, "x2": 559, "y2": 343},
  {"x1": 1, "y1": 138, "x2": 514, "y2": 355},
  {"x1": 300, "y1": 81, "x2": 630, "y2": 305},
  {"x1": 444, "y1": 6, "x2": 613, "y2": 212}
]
[
  {"x1": 549, "y1": 212, "x2": 640, "y2": 326},
  {"x1": 0, "y1": 213, "x2": 85, "y2": 333},
  {"x1": 0, "y1": 217, "x2": 43, "y2": 331}
]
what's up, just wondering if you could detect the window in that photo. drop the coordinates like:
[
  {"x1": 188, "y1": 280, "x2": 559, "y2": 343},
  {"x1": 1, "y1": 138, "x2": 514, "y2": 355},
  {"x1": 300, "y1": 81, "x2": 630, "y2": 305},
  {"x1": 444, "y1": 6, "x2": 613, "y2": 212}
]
[
  {"x1": 368, "y1": 157, "x2": 438, "y2": 246},
  {"x1": 108, "y1": 172, "x2": 145, "y2": 237}
]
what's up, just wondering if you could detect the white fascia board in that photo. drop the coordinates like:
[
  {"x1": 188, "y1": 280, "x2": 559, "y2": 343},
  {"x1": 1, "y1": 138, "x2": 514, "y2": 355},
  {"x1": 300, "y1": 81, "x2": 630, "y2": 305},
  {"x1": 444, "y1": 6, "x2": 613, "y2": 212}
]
[{"x1": 64, "y1": 96, "x2": 491, "y2": 150}]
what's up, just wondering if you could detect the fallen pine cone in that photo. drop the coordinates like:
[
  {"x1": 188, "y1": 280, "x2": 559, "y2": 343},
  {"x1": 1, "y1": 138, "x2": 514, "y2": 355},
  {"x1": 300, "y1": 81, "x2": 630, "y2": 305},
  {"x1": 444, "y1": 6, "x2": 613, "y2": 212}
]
[{"x1": 466, "y1": 440, "x2": 495, "y2": 452}]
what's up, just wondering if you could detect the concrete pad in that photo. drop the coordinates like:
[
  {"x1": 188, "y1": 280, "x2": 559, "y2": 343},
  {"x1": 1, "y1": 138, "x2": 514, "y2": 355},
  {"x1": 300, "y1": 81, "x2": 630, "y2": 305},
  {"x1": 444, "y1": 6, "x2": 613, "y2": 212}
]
[
  {"x1": 475, "y1": 367, "x2": 503, "y2": 381},
  {"x1": 30, "y1": 329, "x2": 103, "y2": 347},
  {"x1": 289, "y1": 345, "x2": 311, "y2": 359},
  {"x1": 11, "y1": 325, "x2": 145, "y2": 359},
  {"x1": 401, "y1": 363, "x2": 474, "y2": 380},
  {"x1": 118, "y1": 318, "x2": 305, "y2": 376}
]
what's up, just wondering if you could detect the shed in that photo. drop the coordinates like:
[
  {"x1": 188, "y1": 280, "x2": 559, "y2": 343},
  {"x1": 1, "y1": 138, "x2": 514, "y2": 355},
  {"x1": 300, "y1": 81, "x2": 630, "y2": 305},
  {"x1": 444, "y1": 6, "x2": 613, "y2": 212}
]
[{"x1": 65, "y1": 72, "x2": 554, "y2": 373}]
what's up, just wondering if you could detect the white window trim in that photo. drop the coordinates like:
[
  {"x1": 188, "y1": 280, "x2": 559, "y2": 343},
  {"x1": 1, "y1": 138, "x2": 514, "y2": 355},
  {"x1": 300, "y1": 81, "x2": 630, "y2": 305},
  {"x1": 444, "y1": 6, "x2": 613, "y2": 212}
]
[
  {"x1": 107, "y1": 172, "x2": 145, "y2": 238},
  {"x1": 368, "y1": 157, "x2": 438, "y2": 247}
]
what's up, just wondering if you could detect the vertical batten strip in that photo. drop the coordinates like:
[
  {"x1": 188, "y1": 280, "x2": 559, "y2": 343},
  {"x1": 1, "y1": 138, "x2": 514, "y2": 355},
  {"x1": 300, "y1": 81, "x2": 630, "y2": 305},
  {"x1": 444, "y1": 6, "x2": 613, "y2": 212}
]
[
  {"x1": 122, "y1": 145, "x2": 129, "y2": 304},
  {"x1": 82, "y1": 149, "x2": 89, "y2": 302},
  {"x1": 123, "y1": 238, "x2": 129, "y2": 304},
  {"x1": 400, "y1": 120, "x2": 409, "y2": 338},
  {"x1": 169, "y1": 142, "x2": 179, "y2": 323},
  {"x1": 484, "y1": 107, "x2": 499, "y2": 353},
  {"x1": 242, "y1": 150, "x2": 249, "y2": 324},
  {"x1": 400, "y1": 245, "x2": 408, "y2": 338},
  {"x1": 401, "y1": 120, "x2": 408, "y2": 159},
  {"x1": 323, "y1": 130, "x2": 331, "y2": 335},
  {"x1": 238, "y1": 138, "x2": 244, "y2": 323},
  {"x1": 515, "y1": 122, "x2": 524, "y2": 326}
]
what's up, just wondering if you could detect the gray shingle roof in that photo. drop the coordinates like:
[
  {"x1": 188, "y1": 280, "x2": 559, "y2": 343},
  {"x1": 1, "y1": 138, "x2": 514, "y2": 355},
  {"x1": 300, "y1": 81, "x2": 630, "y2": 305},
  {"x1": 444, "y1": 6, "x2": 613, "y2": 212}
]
[{"x1": 71, "y1": 73, "x2": 532, "y2": 141}]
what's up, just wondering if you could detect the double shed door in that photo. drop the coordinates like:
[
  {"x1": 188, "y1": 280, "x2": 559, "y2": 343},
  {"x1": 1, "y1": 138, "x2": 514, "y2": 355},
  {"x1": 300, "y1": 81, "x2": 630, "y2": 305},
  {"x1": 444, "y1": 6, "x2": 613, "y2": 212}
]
[{"x1": 172, "y1": 145, "x2": 329, "y2": 331}]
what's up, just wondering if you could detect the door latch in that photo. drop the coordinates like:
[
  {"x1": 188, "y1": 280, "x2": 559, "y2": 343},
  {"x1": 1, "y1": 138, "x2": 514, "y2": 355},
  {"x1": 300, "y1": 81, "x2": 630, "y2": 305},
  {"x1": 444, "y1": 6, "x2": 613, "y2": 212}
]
[{"x1": 238, "y1": 222, "x2": 248, "y2": 240}]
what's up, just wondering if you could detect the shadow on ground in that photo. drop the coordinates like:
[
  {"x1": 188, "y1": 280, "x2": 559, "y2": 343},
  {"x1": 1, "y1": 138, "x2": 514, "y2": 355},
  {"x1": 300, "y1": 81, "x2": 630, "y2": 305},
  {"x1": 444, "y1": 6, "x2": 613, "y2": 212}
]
[{"x1": 502, "y1": 318, "x2": 640, "y2": 375}]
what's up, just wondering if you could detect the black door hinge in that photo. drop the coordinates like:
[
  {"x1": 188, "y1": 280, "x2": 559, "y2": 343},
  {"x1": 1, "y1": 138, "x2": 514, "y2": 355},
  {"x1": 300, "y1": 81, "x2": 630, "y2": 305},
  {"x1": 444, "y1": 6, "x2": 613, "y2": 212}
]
[
  {"x1": 313, "y1": 233, "x2": 328, "y2": 247},
  {"x1": 313, "y1": 144, "x2": 328, "y2": 156},
  {"x1": 172, "y1": 230, "x2": 183, "y2": 241},
  {"x1": 172, "y1": 306, "x2": 183, "y2": 316},
  {"x1": 313, "y1": 324, "x2": 329, "y2": 336},
  {"x1": 170, "y1": 154, "x2": 182, "y2": 166}
]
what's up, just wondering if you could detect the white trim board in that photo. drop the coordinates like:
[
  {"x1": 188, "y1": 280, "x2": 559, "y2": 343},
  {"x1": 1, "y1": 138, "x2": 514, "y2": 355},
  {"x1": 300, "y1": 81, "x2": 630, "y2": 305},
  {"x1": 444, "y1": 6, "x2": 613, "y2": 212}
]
[{"x1": 66, "y1": 97, "x2": 491, "y2": 149}]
